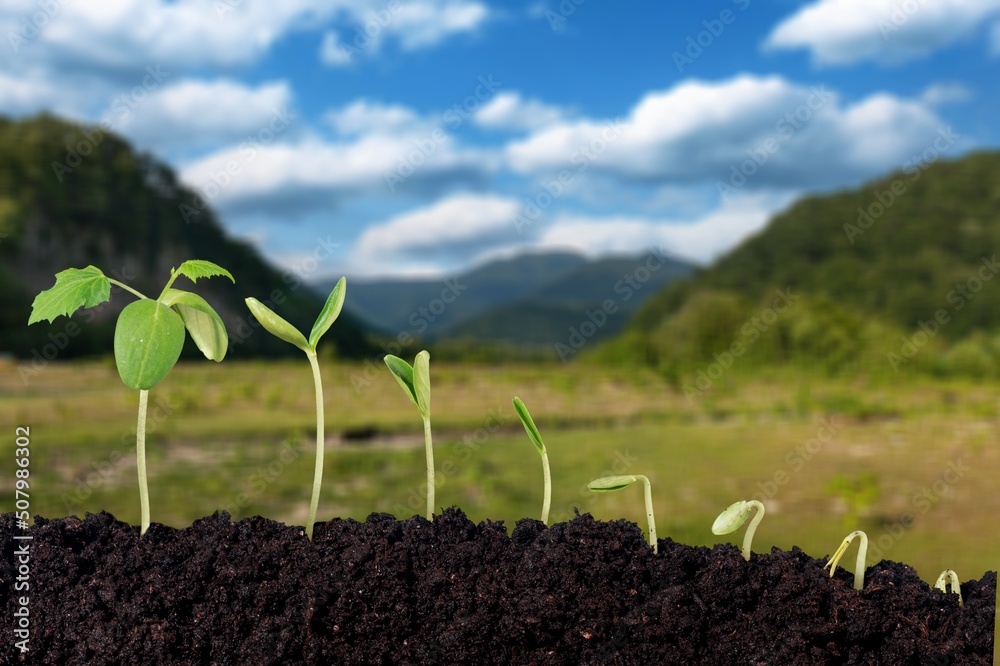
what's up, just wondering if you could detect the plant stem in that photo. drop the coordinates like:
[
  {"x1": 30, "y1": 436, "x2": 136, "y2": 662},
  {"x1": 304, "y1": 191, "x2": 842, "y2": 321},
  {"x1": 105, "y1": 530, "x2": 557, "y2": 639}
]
[
  {"x1": 136, "y1": 389, "x2": 150, "y2": 535},
  {"x1": 540, "y1": 449, "x2": 551, "y2": 525},
  {"x1": 423, "y1": 415, "x2": 434, "y2": 520},
  {"x1": 109, "y1": 278, "x2": 148, "y2": 301},
  {"x1": 639, "y1": 475, "x2": 657, "y2": 554},
  {"x1": 742, "y1": 500, "x2": 765, "y2": 561},
  {"x1": 305, "y1": 350, "x2": 324, "y2": 541}
]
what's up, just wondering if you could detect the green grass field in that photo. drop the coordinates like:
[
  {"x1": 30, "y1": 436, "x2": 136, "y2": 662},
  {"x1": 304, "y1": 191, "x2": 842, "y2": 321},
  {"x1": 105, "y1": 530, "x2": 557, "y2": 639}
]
[{"x1": 3, "y1": 358, "x2": 999, "y2": 585}]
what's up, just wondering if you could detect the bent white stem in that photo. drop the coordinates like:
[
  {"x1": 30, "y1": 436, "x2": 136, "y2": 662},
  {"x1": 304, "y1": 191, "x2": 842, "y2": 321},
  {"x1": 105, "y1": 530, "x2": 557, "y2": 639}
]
[
  {"x1": 136, "y1": 389, "x2": 150, "y2": 535},
  {"x1": 305, "y1": 351, "x2": 325, "y2": 541},
  {"x1": 639, "y1": 475, "x2": 657, "y2": 554},
  {"x1": 742, "y1": 500, "x2": 765, "y2": 561},
  {"x1": 824, "y1": 530, "x2": 868, "y2": 590},
  {"x1": 540, "y1": 449, "x2": 551, "y2": 525},
  {"x1": 423, "y1": 415, "x2": 434, "y2": 520},
  {"x1": 934, "y1": 570, "x2": 964, "y2": 606}
]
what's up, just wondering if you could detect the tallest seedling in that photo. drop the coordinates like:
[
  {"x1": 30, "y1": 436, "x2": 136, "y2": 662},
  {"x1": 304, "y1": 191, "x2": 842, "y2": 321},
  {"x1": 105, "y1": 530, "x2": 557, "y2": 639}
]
[{"x1": 29, "y1": 261, "x2": 234, "y2": 534}]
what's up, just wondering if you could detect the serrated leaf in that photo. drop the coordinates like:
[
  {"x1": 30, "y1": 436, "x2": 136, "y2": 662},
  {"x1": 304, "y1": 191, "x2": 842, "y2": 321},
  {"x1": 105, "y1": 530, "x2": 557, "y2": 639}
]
[
  {"x1": 245, "y1": 297, "x2": 309, "y2": 352},
  {"x1": 113, "y1": 300, "x2": 185, "y2": 390},
  {"x1": 28, "y1": 266, "x2": 111, "y2": 324},
  {"x1": 384, "y1": 354, "x2": 418, "y2": 409},
  {"x1": 308, "y1": 276, "x2": 346, "y2": 350},
  {"x1": 513, "y1": 396, "x2": 545, "y2": 454},
  {"x1": 173, "y1": 260, "x2": 235, "y2": 285},
  {"x1": 587, "y1": 475, "x2": 639, "y2": 492},
  {"x1": 161, "y1": 288, "x2": 229, "y2": 362},
  {"x1": 413, "y1": 350, "x2": 430, "y2": 418}
]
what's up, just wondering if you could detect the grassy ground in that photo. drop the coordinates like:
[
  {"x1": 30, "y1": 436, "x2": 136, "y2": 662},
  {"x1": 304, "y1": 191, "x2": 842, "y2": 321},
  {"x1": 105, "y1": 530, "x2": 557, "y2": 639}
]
[{"x1": 3, "y1": 358, "x2": 999, "y2": 585}]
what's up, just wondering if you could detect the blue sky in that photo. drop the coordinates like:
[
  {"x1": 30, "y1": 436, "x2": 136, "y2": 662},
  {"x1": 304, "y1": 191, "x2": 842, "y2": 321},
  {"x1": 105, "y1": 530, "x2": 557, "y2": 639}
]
[{"x1": 3, "y1": 0, "x2": 998, "y2": 280}]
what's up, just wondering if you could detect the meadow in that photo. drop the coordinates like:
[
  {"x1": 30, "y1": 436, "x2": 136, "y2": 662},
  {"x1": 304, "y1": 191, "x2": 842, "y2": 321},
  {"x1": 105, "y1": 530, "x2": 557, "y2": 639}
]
[{"x1": 4, "y1": 358, "x2": 999, "y2": 585}]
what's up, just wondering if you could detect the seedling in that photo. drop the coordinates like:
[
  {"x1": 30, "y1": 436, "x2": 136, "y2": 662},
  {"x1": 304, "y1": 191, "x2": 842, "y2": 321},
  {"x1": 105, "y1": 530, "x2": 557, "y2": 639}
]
[
  {"x1": 588, "y1": 474, "x2": 657, "y2": 554},
  {"x1": 823, "y1": 530, "x2": 869, "y2": 590},
  {"x1": 245, "y1": 277, "x2": 346, "y2": 541},
  {"x1": 933, "y1": 570, "x2": 963, "y2": 606},
  {"x1": 512, "y1": 396, "x2": 551, "y2": 525},
  {"x1": 29, "y1": 261, "x2": 234, "y2": 534},
  {"x1": 384, "y1": 351, "x2": 434, "y2": 520},
  {"x1": 712, "y1": 499, "x2": 765, "y2": 561}
]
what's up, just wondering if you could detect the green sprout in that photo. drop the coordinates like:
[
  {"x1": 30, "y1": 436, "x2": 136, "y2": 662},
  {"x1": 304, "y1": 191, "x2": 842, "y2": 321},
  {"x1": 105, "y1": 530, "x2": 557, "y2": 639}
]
[
  {"x1": 512, "y1": 396, "x2": 551, "y2": 525},
  {"x1": 712, "y1": 499, "x2": 765, "y2": 561},
  {"x1": 384, "y1": 351, "x2": 434, "y2": 520},
  {"x1": 933, "y1": 570, "x2": 964, "y2": 606},
  {"x1": 245, "y1": 277, "x2": 346, "y2": 541},
  {"x1": 588, "y1": 474, "x2": 657, "y2": 554},
  {"x1": 824, "y1": 529, "x2": 869, "y2": 590},
  {"x1": 29, "y1": 261, "x2": 234, "y2": 535}
]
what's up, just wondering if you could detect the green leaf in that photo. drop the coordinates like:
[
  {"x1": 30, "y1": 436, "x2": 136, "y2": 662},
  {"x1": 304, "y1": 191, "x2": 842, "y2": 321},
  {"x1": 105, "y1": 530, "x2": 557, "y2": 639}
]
[
  {"x1": 113, "y1": 300, "x2": 185, "y2": 390},
  {"x1": 384, "y1": 354, "x2": 418, "y2": 409},
  {"x1": 711, "y1": 501, "x2": 750, "y2": 535},
  {"x1": 28, "y1": 266, "x2": 111, "y2": 324},
  {"x1": 587, "y1": 475, "x2": 639, "y2": 492},
  {"x1": 245, "y1": 298, "x2": 309, "y2": 352},
  {"x1": 172, "y1": 260, "x2": 235, "y2": 285},
  {"x1": 308, "y1": 277, "x2": 346, "y2": 350},
  {"x1": 513, "y1": 396, "x2": 545, "y2": 454},
  {"x1": 161, "y1": 289, "x2": 229, "y2": 362},
  {"x1": 413, "y1": 350, "x2": 430, "y2": 418}
]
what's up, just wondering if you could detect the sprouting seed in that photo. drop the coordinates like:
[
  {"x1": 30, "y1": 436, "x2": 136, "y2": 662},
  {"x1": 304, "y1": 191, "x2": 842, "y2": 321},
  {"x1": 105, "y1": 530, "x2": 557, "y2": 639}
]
[
  {"x1": 712, "y1": 499, "x2": 765, "y2": 561},
  {"x1": 934, "y1": 570, "x2": 964, "y2": 606},
  {"x1": 824, "y1": 530, "x2": 869, "y2": 590},
  {"x1": 588, "y1": 474, "x2": 657, "y2": 554}
]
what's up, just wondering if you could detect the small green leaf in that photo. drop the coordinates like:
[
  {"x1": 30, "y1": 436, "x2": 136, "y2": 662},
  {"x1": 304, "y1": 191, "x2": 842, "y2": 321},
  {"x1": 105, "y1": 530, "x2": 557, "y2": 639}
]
[
  {"x1": 245, "y1": 297, "x2": 309, "y2": 352},
  {"x1": 587, "y1": 475, "x2": 639, "y2": 492},
  {"x1": 712, "y1": 501, "x2": 750, "y2": 535},
  {"x1": 172, "y1": 260, "x2": 235, "y2": 285},
  {"x1": 513, "y1": 396, "x2": 545, "y2": 454},
  {"x1": 114, "y1": 300, "x2": 185, "y2": 390},
  {"x1": 308, "y1": 277, "x2": 346, "y2": 350},
  {"x1": 413, "y1": 350, "x2": 430, "y2": 418},
  {"x1": 384, "y1": 354, "x2": 418, "y2": 408},
  {"x1": 28, "y1": 266, "x2": 111, "y2": 324},
  {"x1": 161, "y1": 289, "x2": 229, "y2": 362}
]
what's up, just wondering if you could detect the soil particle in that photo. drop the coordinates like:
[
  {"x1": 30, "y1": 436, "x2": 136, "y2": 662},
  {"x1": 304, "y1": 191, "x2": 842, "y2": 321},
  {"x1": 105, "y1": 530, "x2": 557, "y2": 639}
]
[{"x1": 1, "y1": 509, "x2": 993, "y2": 665}]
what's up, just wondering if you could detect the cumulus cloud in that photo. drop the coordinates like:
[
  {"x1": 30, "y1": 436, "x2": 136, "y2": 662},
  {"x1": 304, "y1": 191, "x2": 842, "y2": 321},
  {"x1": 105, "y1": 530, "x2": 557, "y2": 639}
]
[
  {"x1": 325, "y1": 99, "x2": 425, "y2": 136},
  {"x1": 765, "y1": 0, "x2": 1000, "y2": 66},
  {"x1": 474, "y1": 91, "x2": 568, "y2": 131},
  {"x1": 920, "y1": 82, "x2": 974, "y2": 106},
  {"x1": 505, "y1": 74, "x2": 948, "y2": 194}
]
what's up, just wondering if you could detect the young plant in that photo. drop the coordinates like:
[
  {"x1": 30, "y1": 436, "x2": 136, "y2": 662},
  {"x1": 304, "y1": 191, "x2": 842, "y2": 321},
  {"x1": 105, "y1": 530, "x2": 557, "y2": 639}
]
[
  {"x1": 384, "y1": 351, "x2": 434, "y2": 520},
  {"x1": 245, "y1": 277, "x2": 346, "y2": 541},
  {"x1": 28, "y1": 261, "x2": 234, "y2": 534},
  {"x1": 933, "y1": 570, "x2": 964, "y2": 606},
  {"x1": 587, "y1": 474, "x2": 657, "y2": 554},
  {"x1": 512, "y1": 396, "x2": 551, "y2": 525},
  {"x1": 712, "y1": 499, "x2": 765, "y2": 561},
  {"x1": 823, "y1": 529, "x2": 869, "y2": 590}
]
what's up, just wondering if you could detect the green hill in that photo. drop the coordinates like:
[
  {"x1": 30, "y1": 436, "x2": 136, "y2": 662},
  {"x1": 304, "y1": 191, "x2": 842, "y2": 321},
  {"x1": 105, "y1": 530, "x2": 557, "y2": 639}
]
[
  {"x1": 600, "y1": 150, "x2": 1000, "y2": 379},
  {"x1": 0, "y1": 114, "x2": 375, "y2": 361}
]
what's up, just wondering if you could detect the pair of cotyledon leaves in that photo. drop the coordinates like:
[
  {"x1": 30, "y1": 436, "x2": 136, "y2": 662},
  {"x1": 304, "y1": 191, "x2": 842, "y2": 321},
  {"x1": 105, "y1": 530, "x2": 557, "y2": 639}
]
[
  {"x1": 29, "y1": 260, "x2": 235, "y2": 391},
  {"x1": 245, "y1": 277, "x2": 346, "y2": 357},
  {"x1": 383, "y1": 351, "x2": 431, "y2": 420}
]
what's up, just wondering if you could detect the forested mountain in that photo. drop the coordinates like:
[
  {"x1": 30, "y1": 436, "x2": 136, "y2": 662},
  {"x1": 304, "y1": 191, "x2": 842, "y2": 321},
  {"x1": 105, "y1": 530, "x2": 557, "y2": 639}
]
[
  {"x1": 0, "y1": 114, "x2": 375, "y2": 360},
  {"x1": 598, "y1": 151, "x2": 1000, "y2": 378}
]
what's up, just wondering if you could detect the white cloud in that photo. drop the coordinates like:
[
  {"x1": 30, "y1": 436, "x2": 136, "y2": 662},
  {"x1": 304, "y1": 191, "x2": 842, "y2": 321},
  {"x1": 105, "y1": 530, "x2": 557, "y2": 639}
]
[
  {"x1": 920, "y1": 82, "x2": 974, "y2": 106},
  {"x1": 505, "y1": 75, "x2": 947, "y2": 192},
  {"x1": 114, "y1": 79, "x2": 295, "y2": 153},
  {"x1": 765, "y1": 0, "x2": 1000, "y2": 66},
  {"x1": 325, "y1": 99, "x2": 425, "y2": 136},
  {"x1": 320, "y1": 32, "x2": 354, "y2": 67},
  {"x1": 474, "y1": 91, "x2": 567, "y2": 131}
]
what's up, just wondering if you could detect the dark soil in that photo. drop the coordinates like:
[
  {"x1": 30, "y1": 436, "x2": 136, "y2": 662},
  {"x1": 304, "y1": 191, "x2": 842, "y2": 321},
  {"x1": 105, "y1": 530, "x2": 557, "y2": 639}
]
[{"x1": 1, "y1": 508, "x2": 994, "y2": 665}]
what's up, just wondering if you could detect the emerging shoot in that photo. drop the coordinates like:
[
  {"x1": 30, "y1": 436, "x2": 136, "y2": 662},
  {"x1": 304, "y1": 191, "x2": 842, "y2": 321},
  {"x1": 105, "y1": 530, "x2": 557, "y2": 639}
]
[
  {"x1": 512, "y1": 396, "x2": 551, "y2": 525},
  {"x1": 588, "y1": 474, "x2": 657, "y2": 554},
  {"x1": 29, "y1": 261, "x2": 234, "y2": 534},
  {"x1": 712, "y1": 499, "x2": 765, "y2": 561},
  {"x1": 934, "y1": 570, "x2": 964, "y2": 606},
  {"x1": 384, "y1": 351, "x2": 434, "y2": 520},
  {"x1": 245, "y1": 277, "x2": 346, "y2": 541},
  {"x1": 824, "y1": 530, "x2": 869, "y2": 590}
]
